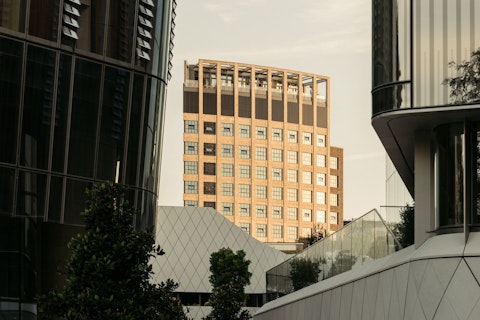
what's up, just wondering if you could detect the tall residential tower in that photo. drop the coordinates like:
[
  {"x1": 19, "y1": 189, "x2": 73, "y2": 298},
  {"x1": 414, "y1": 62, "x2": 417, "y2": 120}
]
[{"x1": 183, "y1": 59, "x2": 343, "y2": 244}]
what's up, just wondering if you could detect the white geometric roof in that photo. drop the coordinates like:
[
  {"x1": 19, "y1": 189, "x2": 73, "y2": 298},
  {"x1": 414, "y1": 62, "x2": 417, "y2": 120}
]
[{"x1": 151, "y1": 206, "x2": 288, "y2": 293}]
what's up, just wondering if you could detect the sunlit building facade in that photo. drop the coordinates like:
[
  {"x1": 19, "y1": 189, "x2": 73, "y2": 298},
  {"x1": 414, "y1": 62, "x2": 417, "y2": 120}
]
[
  {"x1": 0, "y1": 1, "x2": 176, "y2": 318},
  {"x1": 183, "y1": 59, "x2": 343, "y2": 244}
]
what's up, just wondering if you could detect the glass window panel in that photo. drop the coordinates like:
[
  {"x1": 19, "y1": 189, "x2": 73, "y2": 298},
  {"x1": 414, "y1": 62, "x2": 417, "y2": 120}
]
[
  {"x1": 106, "y1": 1, "x2": 135, "y2": 62},
  {"x1": 48, "y1": 175, "x2": 64, "y2": 222},
  {"x1": 97, "y1": 67, "x2": 129, "y2": 181},
  {"x1": 29, "y1": 0, "x2": 60, "y2": 41},
  {"x1": 64, "y1": 179, "x2": 91, "y2": 225},
  {"x1": 21, "y1": 46, "x2": 56, "y2": 170},
  {"x1": 0, "y1": 167, "x2": 15, "y2": 214},
  {"x1": 52, "y1": 54, "x2": 72, "y2": 173},
  {"x1": 0, "y1": 1, "x2": 26, "y2": 31},
  {"x1": 69, "y1": 0, "x2": 106, "y2": 54},
  {"x1": 0, "y1": 38, "x2": 23, "y2": 164},
  {"x1": 68, "y1": 58, "x2": 101, "y2": 178},
  {"x1": 16, "y1": 171, "x2": 47, "y2": 218},
  {"x1": 125, "y1": 74, "x2": 144, "y2": 185}
]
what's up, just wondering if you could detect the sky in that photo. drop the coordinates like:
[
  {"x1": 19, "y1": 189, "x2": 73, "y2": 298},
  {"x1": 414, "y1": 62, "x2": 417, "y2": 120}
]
[{"x1": 158, "y1": 0, "x2": 386, "y2": 220}]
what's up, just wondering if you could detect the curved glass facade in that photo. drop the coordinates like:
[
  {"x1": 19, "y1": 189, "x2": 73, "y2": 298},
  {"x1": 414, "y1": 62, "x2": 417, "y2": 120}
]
[
  {"x1": 372, "y1": 0, "x2": 480, "y2": 114},
  {"x1": 0, "y1": 0, "x2": 176, "y2": 317}
]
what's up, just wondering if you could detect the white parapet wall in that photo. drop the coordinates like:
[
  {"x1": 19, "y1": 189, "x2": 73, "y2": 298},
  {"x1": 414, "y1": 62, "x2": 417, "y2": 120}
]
[{"x1": 254, "y1": 232, "x2": 480, "y2": 320}]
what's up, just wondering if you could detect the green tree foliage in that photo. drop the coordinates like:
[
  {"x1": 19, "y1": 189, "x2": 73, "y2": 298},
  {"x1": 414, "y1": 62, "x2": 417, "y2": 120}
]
[
  {"x1": 39, "y1": 183, "x2": 188, "y2": 320},
  {"x1": 204, "y1": 248, "x2": 252, "y2": 320},
  {"x1": 397, "y1": 204, "x2": 415, "y2": 248},
  {"x1": 289, "y1": 257, "x2": 321, "y2": 291},
  {"x1": 443, "y1": 48, "x2": 480, "y2": 103}
]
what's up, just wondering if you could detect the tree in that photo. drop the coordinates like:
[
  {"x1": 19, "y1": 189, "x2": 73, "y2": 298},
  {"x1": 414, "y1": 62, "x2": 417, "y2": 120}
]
[
  {"x1": 289, "y1": 257, "x2": 322, "y2": 291},
  {"x1": 204, "y1": 248, "x2": 252, "y2": 320},
  {"x1": 443, "y1": 48, "x2": 480, "y2": 104},
  {"x1": 330, "y1": 250, "x2": 357, "y2": 277},
  {"x1": 39, "y1": 183, "x2": 188, "y2": 320},
  {"x1": 396, "y1": 204, "x2": 415, "y2": 248}
]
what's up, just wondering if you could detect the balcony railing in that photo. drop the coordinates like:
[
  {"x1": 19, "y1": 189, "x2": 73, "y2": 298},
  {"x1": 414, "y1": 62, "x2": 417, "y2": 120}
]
[{"x1": 266, "y1": 209, "x2": 401, "y2": 302}]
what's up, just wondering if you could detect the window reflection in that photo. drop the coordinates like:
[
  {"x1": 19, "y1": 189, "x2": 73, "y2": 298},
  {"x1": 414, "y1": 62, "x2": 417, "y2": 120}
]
[
  {"x1": 68, "y1": 58, "x2": 101, "y2": 178},
  {"x1": 21, "y1": 45, "x2": 56, "y2": 170},
  {"x1": 70, "y1": 0, "x2": 106, "y2": 54},
  {"x1": 0, "y1": 0, "x2": 26, "y2": 32},
  {"x1": 126, "y1": 74, "x2": 144, "y2": 186},
  {"x1": 97, "y1": 67, "x2": 130, "y2": 181},
  {"x1": 16, "y1": 171, "x2": 47, "y2": 218},
  {"x1": 29, "y1": 0, "x2": 60, "y2": 41},
  {"x1": 106, "y1": 1, "x2": 135, "y2": 62},
  {"x1": 0, "y1": 37, "x2": 22, "y2": 164}
]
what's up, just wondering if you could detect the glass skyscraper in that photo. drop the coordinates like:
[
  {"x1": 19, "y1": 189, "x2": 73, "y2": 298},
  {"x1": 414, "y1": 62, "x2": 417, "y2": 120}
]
[{"x1": 0, "y1": 1, "x2": 176, "y2": 318}]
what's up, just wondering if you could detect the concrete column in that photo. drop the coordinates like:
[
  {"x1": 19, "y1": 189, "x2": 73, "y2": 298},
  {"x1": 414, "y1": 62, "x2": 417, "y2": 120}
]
[{"x1": 414, "y1": 130, "x2": 435, "y2": 247}]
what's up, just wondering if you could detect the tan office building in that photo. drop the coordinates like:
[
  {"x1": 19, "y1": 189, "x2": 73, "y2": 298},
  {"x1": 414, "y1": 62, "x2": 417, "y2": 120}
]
[{"x1": 183, "y1": 59, "x2": 343, "y2": 243}]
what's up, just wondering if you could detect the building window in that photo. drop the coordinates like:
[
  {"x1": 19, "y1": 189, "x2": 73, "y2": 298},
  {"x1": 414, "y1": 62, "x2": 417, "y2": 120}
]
[
  {"x1": 272, "y1": 168, "x2": 282, "y2": 181},
  {"x1": 288, "y1": 130, "x2": 298, "y2": 143},
  {"x1": 272, "y1": 128, "x2": 283, "y2": 141},
  {"x1": 316, "y1": 192, "x2": 325, "y2": 204},
  {"x1": 302, "y1": 152, "x2": 312, "y2": 165},
  {"x1": 239, "y1": 165, "x2": 251, "y2": 178},
  {"x1": 204, "y1": 121, "x2": 216, "y2": 134},
  {"x1": 302, "y1": 190, "x2": 312, "y2": 203},
  {"x1": 302, "y1": 209, "x2": 312, "y2": 222},
  {"x1": 302, "y1": 171, "x2": 312, "y2": 184},
  {"x1": 204, "y1": 182, "x2": 216, "y2": 195},
  {"x1": 256, "y1": 185, "x2": 267, "y2": 199},
  {"x1": 316, "y1": 134, "x2": 326, "y2": 147},
  {"x1": 239, "y1": 124, "x2": 250, "y2": 138},
  {"x1": 272, "y1": 206, "x2": 282, "y2": 219},
  {"x1": 204, "y1": 202, "x2": 216, "y2": 209},
  {"x1": 222, "y1": 123, "x2": 233, "y2": 136},
  {"x1": 287, "y1": 169, "x2": 298, "y2": 182},
  {"x1": 272, "y1": 149, "x2": 283, "y2": 162},
  {"x1": 256, "y1": 147, "x2": 267, "y2": 160},
  {"x1": 330, "y1": 212, "x2": 338, "y2": 224},
  {"x1": 239, "y1": 204, "x2": 250, "y2": 216},
  {"x1": 222, "y1": 163, "x2": 233, "y2": 176},
  {"x1": 256, "y1": 126, "x2": 267, "y2": 139},
  {"x1": 287, "y1": 226, "x2": 298, "y2": 239},
  {"x1": 184, "y1": 120, "x2": 198, "y2": 133},
  {"x1": 287, "y1": 151, "x2": 298, "y2": 163},
  {"x1": 222, "y1": 203, "x2": 234, "y2": 215},
  {"x1": 239, "y1": 146, "x2": 250, "y2": 158},
  {"x1": 287, "y1": 188, "x2": 298, "y2": 201},
  {"x1": 184, "y1": 181, "x2": 198, "y2": 194},
  {"x1": 256, "y1": 166, "x2": 267, "y2": 179},
  {"x1": 316, "y1": 173, "x2": 325, "y2": 186},
  {"x1": 330, "y1": 156, "x2": 338, "y2": 169},
  {"x1": 184, "y1": 200, "x2": 198, "y2": 207},
  {"x1": 316, "y1": 210, "x2": 326, "y2": 223},
  {"x1": 330, "y1": 175, "x2": 338, "y2": 188},
  {"x1": 222, "y1": 144, "x2": 233, "y2": 157},
  {"x1": 204, "y1": 143, "x2": 216, "y2": 156},
  {"x1": 302, "y1": 228, "x2": 312, "y2": 237},
  {"x1": 239, "y1": 223, "x2": 250, "y2": 234},
  {"x1": 256, "y1": 224, "x2": 267, "y2": 237},
  {"x1": 330, "y1": 194, "x2": 338, "y2": 206},
  {"x1": 317, "y1": 154, "x2": 326, "y2": 167},
  {"x1": 239, "y1": 184, "x2": 250, "y2": 198},
  {"x1": 184, "y1": 142, "x2": 198, "y2": 155},
  {"x1": 288, "y1": 207, "x2": 298, "y2": 220},
  {"x1": 256, "y1": 205, "x2": 267, "y2": 218},
  {"x1": 272, "y1": 225, "x2": 283, "y2": 238},
  {"x1": 204, "y1": 162, "x2": 216, "y2": 175},
  {"x1": 222, "y1": 183, "x2": 234, "y2": 196},
  {"x1": 184, "y1": 161, "x2": 198, "y2": 174},
  {"x1": 302, "y1": 132, "x2": 312, "y2": 145},
  {"x1": 272, "y1": 187, "x2": 283, "y2": 200}
]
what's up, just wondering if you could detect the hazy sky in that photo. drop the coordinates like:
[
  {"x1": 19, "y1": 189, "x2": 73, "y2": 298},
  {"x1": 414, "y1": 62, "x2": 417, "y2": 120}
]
[{"x1": 158, "y1": 0, "x2": 386, "y2": 220}]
